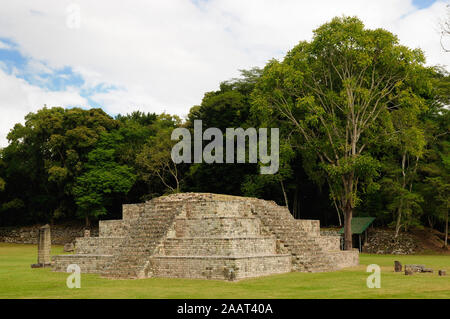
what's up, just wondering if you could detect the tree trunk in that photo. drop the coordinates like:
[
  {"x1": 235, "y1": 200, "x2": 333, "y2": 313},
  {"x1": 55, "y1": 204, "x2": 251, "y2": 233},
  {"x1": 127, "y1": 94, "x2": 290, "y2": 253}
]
[
  {"x1": 342, "y1": 172, "x2": 354, "y2": 250},
  {"x1": 444, "y1": 211, "x2": 448, "y2": 249},
  {"x1": 395, "y1": 152, "x2": 407, "y2": 239},
  {"x1": 343, "y1": 204, "x2": 353, "y2": 250},
  {"x1": 280, "y1": 180, "x2": 289, "y2": 208},
  {"x1": 293, "y1": 187, "x2": 299, "y2": 219},
  {"x1": 428, "y1": 216, "x2": 434, "y2": 229},
  {"x1": 394, "y1": 207, "x2": 402, "y2": 238},
  {"x1": 85, "y1": 215, "x2": 90, "y2": 228}
]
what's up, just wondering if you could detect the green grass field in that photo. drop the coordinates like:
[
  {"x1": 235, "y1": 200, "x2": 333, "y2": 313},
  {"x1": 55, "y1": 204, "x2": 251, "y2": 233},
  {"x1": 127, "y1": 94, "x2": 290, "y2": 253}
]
[{"x1": 0, "y1": 243, "x2": 449, "y2": 299}]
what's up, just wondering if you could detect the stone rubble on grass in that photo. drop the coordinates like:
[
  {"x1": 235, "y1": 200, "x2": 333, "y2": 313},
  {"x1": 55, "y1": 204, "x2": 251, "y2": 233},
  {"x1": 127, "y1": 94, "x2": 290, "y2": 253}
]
[
  {"x1": 404, "y1": 264, "x2": 426, "y2": 272},
  {"x1": 403, "y1": 264, "x2": 437, "y2": 274},
  {"x1": 396, "y1": 262, "x2": 448, "y2": 276}
]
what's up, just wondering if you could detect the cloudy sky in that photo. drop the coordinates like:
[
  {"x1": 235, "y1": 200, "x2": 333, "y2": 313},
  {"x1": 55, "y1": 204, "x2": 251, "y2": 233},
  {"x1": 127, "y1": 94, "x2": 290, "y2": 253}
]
[{"x1": 0, "y1": 0, "x2": 448, "y2": 146}]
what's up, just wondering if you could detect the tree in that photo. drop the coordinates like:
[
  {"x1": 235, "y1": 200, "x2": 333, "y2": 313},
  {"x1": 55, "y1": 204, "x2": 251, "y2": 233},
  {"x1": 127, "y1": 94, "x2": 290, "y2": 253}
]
[
  {"x1": 73, "y1": 131, "x2": 136, "y2": 226},
  {"x1": 112, "y1": 111, "x2": 160, "y2": 202},
  {"x1": 115, "y1": 111, "x2": 157, "y2": 126},
  {"x1": 422, "y1": 110, "x2": 450, "y2": 248},
  {"x1": 1, "y1": 107, "x2": 118, "y2": 224},
  {"x1": 382, "y1": 85, "x2": 427, "y2": 237},
  {"x1": 425, "y1": 176, "x2": 450, "y2": 248},
  {"x1": 253, "y1": 16, "x2": 432, "y2": 249},
  {"x1": 415, "y1": 68, "x2": 450, "y2": 245},
  {"x1": 136, "y1": 114, "x2": 183, "y2": 193}
]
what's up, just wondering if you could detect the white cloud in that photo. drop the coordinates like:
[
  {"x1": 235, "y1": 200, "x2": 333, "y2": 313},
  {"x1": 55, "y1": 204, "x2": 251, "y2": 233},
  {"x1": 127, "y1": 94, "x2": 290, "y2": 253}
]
[
  {"x1": 0, "y1": 68, "x2": 87, "y2": 146},
  {"x1": 0, "y1": 40, "x2": 12, "y2": 50},
  {"x1": 0, "y1": 0, "x2": 448, "y2": 147},
  {"x1": 26, "y1": 59, "x2": 54, "y2": 75},
  {"x1": 89, "y1": 86, "x2": 168, "y2": 116},
  {"x1": 389, "y1": 2, "x2": 449, "y2": 68}
]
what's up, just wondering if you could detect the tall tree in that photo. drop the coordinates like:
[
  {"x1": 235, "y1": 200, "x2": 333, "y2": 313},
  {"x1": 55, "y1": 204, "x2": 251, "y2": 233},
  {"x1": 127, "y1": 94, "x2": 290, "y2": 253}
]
[
  {"x1": 382, "y1": 84, "x2": 427, "y2": 237},
  {"x1": 253, "y1": 16, "x2": 433, "y2": 249}
]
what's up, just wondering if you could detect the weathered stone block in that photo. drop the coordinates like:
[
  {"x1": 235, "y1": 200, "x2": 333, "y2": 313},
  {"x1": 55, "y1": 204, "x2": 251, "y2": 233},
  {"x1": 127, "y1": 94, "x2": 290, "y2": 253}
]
[{"x1": 394, "y1": 261, "x2": 402, "y2": 272}]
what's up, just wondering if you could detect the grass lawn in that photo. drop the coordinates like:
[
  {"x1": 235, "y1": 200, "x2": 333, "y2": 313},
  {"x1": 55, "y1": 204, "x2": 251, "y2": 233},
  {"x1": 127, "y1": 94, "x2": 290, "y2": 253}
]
[{"x1": 0, "y1": 243, "x2": 449, "y2": 299}]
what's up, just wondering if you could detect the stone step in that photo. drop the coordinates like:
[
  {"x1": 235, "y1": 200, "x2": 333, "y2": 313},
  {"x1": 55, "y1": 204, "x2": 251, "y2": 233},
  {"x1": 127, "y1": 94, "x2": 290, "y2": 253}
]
[
  {"x1": 52, "y1": 254, "x2": 114, "y2": 273},
  {"x1": 158, "y1": 237, "x2": 277, "y2": 256},
  {"x1": 148, "y1": 254, "x2": 292, "y2": 281},
  {"x1": 174, "y1": 218, "x2": 262, "y2": 237}
]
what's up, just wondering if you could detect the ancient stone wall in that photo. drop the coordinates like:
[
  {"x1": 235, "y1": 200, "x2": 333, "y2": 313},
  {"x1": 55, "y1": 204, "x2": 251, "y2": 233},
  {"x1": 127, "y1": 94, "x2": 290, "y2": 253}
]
[
  {"x1": 0, "y1": 224, "x2": 99, "y2": 245},
  {"x1": 363, "y1": 229, "x2": 420, "y2": 254}
]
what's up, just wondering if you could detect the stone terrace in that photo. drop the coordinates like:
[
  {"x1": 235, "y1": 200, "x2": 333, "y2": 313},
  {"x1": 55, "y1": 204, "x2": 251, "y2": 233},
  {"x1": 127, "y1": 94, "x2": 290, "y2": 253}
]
[{"x1": 52, "y1": 193, "x2": 358, "y2": 280}]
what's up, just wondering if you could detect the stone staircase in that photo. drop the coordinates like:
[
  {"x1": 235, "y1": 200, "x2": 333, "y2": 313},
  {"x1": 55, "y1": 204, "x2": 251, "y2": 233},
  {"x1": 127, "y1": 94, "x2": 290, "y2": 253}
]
[
  {"x1": 52, "y1": 193, "x2": 358, "y2": 280},
  {"x1": 249, "y1": 199, "x2": 357, "y2": 272},
  {"x1": 248, "y1": 200, "x2": 334, "y2": 272},
  {"x1": 102, "y1": 200, "x2": 184, "y2": 279}
]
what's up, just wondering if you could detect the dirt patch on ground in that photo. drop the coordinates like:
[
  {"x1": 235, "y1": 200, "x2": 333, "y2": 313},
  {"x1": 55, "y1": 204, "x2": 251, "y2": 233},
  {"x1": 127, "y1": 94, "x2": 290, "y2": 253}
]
[{"x1": 409, "y1": 228, "x2": 450, "y2": 255}]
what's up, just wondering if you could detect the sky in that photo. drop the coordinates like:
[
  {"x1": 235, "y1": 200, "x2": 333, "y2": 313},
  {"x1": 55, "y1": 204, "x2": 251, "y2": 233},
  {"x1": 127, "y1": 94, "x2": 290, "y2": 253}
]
[{"x1": 0, "y1": 0, "x2": 448, "y2": 147}]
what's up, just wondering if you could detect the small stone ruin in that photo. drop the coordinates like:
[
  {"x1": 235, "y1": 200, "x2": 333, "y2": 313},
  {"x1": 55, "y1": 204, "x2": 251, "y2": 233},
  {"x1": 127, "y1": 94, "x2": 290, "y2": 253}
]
[{"x1": 52, "y1": 193, "x2": 359, "y2": 280}]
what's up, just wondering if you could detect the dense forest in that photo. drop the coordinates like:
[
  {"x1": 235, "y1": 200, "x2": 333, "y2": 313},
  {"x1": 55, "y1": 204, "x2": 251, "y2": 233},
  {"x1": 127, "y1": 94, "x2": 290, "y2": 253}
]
[{"x1": 0, "y1": 17, "x2": 448, "y2": 247}]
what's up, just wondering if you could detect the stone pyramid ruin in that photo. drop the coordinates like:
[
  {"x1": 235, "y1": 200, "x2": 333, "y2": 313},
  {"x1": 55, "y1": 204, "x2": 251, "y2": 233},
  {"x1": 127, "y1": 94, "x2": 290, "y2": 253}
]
[{"x1": 52, "y1": 193, "x2": 358, "y2": 280}]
